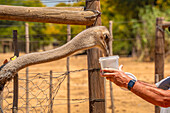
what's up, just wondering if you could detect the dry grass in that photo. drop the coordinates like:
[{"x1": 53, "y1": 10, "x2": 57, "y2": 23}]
[{"x1": 0, "y1": 53, "x2": 170, "y2": 113}]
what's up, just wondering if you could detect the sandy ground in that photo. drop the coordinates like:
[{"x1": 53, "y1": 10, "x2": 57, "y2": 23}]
[{"x1": 0, "y1": 53, "x2": 170, "y2": 113}]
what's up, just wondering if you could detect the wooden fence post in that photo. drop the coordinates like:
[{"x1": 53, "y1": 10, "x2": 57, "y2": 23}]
[
  {"x1": 25, "y1": 23, "x2": 29, "y2": 113},
  {"x1": 12, "y1": 30, "x2": 19, "y2": 113},
  {"x1": 109, "y1": 20, "x2": 114, "y2": 113},
  {"x1": 67, "y1": 25, "x2": 71, "y2": 113},
  {"x1": 86, "y1": 0, "x2": 105, "y2": 113},
  {"x1": 2, "y1": 41, "x2": 6, "y2": 53},
  {"x1": 49, "y1": 70, "x2": 53, "y2": 113},
  {"x1": 155, "y1": 17, "x2": 165, "y2": 113}
]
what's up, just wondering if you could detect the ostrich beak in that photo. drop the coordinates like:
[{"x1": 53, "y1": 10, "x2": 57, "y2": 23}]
[
  {"x1": 105, "y1": 45, "x2": 110, "y2": 56},
  {"x1": 101, "y1": 43, "x2": 109, "y2": 57},
  {"x1": 102, "y1": 34, "x2": 111, "y2": 57}
]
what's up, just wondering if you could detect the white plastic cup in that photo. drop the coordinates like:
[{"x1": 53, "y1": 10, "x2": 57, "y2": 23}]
[{"x1": 99, "y1": 55, "x2": 119, "y2": 70}]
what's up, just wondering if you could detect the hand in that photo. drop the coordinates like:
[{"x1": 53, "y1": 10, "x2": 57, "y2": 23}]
[{"x1": 101, "y1": 65, "x2": 132, "y2": 88}]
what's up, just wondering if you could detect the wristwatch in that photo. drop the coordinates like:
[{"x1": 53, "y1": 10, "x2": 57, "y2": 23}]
[{"x1": 128, "y1": 79, "x2": 136, "y2": 90}]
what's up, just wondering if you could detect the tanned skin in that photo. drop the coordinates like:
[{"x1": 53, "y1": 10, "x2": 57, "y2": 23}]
[{"x1": 101, "y1": 66, "x2": 170, "y2": 108}]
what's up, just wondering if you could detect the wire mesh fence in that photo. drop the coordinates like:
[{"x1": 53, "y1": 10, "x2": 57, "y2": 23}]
[
  {"x1": 2, "y1": 67, "x2": 101, "y2": 113},
  {"x1": 2, "y1": 71, "x2": 67, "y2": 113}
]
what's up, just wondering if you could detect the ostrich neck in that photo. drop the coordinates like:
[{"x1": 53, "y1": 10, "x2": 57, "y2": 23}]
[
  {"x1": 0, "y1": 26, "x2": 109, "y2": 86},
  {"x1": 0, "y1": 33, "x2": 96, "y2": 86},
  {"x1": 7, "y1": 36, "x2": 96, "y2": 72}
]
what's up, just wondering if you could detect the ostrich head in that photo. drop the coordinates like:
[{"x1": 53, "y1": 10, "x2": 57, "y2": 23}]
[{"x1": 71, "y1": 26, "x2": 111, "y2": 56}]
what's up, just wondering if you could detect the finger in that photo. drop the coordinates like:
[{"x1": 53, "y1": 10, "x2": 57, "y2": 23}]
[
  {"x1": 106, "y1": 77, "x2": 114, "y2": 82},
  {"x1": 119, "y1": 64, "x2": 123, "y2": 71},
  {"x1": 102, "y1": 68, "x2": 119, "y2": 73},
  {"x1": 101, "y1": 73, "x2": 117, "y2": 77},
  {"x1": 106, "y1": 77, "x2": 111, "y2": 80}
]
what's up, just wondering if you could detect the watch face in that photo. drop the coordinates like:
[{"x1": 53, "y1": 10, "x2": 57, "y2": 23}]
[
  {"x1": 128, "y1": 80, "x2": 136, "y2": 90},
  {"x1": 129, "y1": 82, "x2": 134, "y2": 86}
]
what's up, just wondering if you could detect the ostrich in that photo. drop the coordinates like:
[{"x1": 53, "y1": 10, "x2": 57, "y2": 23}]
[{"x1": 0, "y1": 26, "x2": 111, "y2": 94}]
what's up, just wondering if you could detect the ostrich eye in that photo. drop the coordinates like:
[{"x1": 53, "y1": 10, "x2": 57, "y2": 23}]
[
  {"x1": 104, "y1": 34, "x2": 109, "y2": 41},
  {"x1": 105, "y1": 35, "x2": 109, "y2": 40}
]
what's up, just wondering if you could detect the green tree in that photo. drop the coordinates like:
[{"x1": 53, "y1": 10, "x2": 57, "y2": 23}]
[
  {"x1": 132, "y1": 6, "x2": 170, "y2": 61},
  {"x1": 101, "y1": 0, "x2": 170, "y2": 58},
  {"x1": 155, "y1": 0, "x2": 170, "y2": 10},
  {"x1": 47, "y1": 2, "x2": 86, "y2": 45},
  {"x1": 0, "y1": 0, "x2": 49, "y2": 52}
]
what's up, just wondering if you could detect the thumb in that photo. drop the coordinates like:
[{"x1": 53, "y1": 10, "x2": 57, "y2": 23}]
[{"x1": 119, "y1": 64, "x2": 123, "y2": 71}]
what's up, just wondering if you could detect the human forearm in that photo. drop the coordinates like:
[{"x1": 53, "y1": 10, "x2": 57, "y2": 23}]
[
  {"x1": 137, "y1": 80, "x2": 157, "y2": 88},
  {"x1": 131, "y1": 81, "x2": 170, "y2": 107}
]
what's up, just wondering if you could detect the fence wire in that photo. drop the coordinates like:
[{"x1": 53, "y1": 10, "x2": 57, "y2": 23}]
[
  {"x1": 1, "y1": 67, "x2": 100, "y2": 113},
  {"x1": 2, "y1": 71, "x2": 64, "y2": 113}
]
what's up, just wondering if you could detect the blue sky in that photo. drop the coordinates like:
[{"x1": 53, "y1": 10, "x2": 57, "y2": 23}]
[
  {"x1": 41, "y1": 0, "x2": 77, "y2": 7},
  {"x1": 41, "y1": 1, "x2": 56, "y2": 7}
]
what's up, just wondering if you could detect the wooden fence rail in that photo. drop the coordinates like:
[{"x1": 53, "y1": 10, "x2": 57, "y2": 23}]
[
  {"x1": 162, "y1": 21, "x2": 170, "y2": 28},
  {"x1": 0, "y1": 5, "x2": 96, "y2": 26}
]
